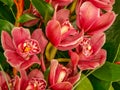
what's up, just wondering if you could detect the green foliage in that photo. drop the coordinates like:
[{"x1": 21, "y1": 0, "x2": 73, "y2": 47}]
[
  {"x1": 30, "y1": 0, "x2": 54, "y2": 24},
  {"x1": 75, "y1": 74, "x2": 93, "y2": 90},
  {"x1": 0, "y1": 0, "x2": 13, "y2": 8},
  {"x1": 93, "y1": 62, "x2": 120, "y2": 82},
  {"x1": 18, "y1": 14, "x2": 37, "y2": 23}
]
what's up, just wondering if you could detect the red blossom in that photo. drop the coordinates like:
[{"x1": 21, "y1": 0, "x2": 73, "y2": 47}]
[{"x1": 1, "y1": 27, "x2": 47, "y2": 70}]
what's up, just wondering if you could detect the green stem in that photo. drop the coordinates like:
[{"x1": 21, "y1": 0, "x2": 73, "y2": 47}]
[
  {"x1": 10, "y1": 7, "x2": 16, "y2": 20},
  {"x1": 0, "y1": 64, "x2": 10, "y2": 90},
  {"x1": 73, "y1": 68, "x2": 98, "y2": 90}
]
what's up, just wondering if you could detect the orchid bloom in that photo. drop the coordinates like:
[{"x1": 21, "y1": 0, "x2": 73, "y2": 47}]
[
  {"x1": 46, "y1": 0, "x2": 73, "y2": 7},
  {"x1": 20, "y1": 69, "x2": 47, "y2": 90},
  {"x1": 49, "y1": 60, "x2": 80, "y2": 90},
  {"x1": 46, "y1": 9, "x2": 83, "y2": 51},
  {"x1": 69, "y1": 32, "x2": 107, "y2": 70},
  {"x1": 76, "y1": 1, "x2": 116, "y2": 34},
  {"x1": 0, "y1": 71, "x2": 20, "y2": 90},
  {"x1": 1, "y1": 27, "x2": 47, "y2": 70}
]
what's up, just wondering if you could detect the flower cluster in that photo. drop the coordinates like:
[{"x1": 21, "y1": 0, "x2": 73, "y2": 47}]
[{"x1": 0, "y1": 0, "x2": 116, "y2": 90}]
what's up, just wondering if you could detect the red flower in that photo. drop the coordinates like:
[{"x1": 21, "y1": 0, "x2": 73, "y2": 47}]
[
  {"x1": 1, "y1": 27, "x2": 47, "y2": 70},
  {"x1": 0, "y1": 71, "x2": 20, "y2": 90},
  {"x1": 46, "y1": 0, "x2": 73, "y2": 6},
  {"x1": 20, "y1": 69, "x2": 47, "y2": 90},
  {"x1": 49, "y1": 60, "x2": 80, "y2": 90},
  {"x1": 69, "y1": 32, "x2": 107, "y2": 70},
  {"x1": 76, "y1": 1, "x2": 116, "y2": 34},
  {"x1": 46, "y1": 9, "x2": 83, "y2": 50}
]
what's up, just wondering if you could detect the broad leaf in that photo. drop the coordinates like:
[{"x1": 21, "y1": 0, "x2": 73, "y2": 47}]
[
  {"x1": 30, "y1": 0, "x2": 54, "y2": 24},
  {"x1": 0, "y1": 19, "x2": 14, "y2": 34},
  {"x1": 93, "y1": 62, "x2": 120, "y2": 82},
  {"x1": 0, "y1": 0, "x2": 14, "y2": 7},
  {"x1": 18, "y1": 14, "x2": 37, "y2": 23},
  {"x1": 75, "y1": 74, "x2": 93, "y2": 90}
]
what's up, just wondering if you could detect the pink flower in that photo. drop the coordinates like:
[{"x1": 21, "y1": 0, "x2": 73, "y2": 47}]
[
  {"x1": 88, "y1": 0, "x2": 115, "y2": 11},
  {"x1": 1, "y1": 27, "x2": 47, "y2": 70},
  {"x1": 46, "y1": 9, "x2": 83, "y2": 50},
  {"x1": 69, "y1": 32, "x2": 107, "y2": 70},
  {"x1": 46, "y1": 0, "x2": 73, "y2": 6},
  {"x1": 0, "y1": 71, "x2": 20, "y2": 90},
  {"x1": 20, "y1": 69, "x2": 47, "y2": 90},
  {"x1": 49, "y1": 60, "x2": 80, "y2": 90},
  {"x1": 76, "y1": 1, "x2": 116, "y2": 34}
]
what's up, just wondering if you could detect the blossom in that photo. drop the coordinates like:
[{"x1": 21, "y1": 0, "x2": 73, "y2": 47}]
[
  {"x1": 76, "y1": 1, "x2": 116, "y2": 34},
  {"x1": 46, "y1": 9, "x2": 83, "y2": 50},
  {"x1": 1, "y1": 27, "x2": 47, "y2": 70},
  {"x1": 0, "y1": 71, "x2": 20, "y2": 90},
  {"x1": 20, "y1": 69, "x2": 47, "y2": 90},
  {"x1": 46, "y1": 0, "x2": 73, "y2": 7},
  {"x1": 49, "y1": 60, "x2": 80, "y2": 90},
  {"x1": 69, "y1": 32, "x2": 107, "y2": 70}
]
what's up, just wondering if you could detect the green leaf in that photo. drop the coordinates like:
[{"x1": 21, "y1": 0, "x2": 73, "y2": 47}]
[
  {"x1": 75, "y1": 74, "x2": 93, "y2": 90},
  {"x1": 0, "y1": 19, "x2": 14, "y2": 34},
  {"x1": 30, "y1": 0, "x2": 54, "y2": 24},
  {"x1": 18, "y1": 14, "x2": 37, "y2": 23},
  {"x1": 0, "y1": 2, "x2": 15, "y2": 23},
  {"x1": 89, "y1": 75, "x2": 113, "y2": 90},
  {"x1": 93, "y1": 61, "x2": 120, "y2": 82},
  {"x1": 0, "y1": 0, "x2": 14, "y2": 7}
]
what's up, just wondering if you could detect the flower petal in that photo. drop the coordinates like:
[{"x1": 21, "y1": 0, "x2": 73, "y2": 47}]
[
  {"x1": 78, "y1": 49, "x2": 107, "y2": 70},
  {"x1": 12, "y1": 27, "x2": 31, "y2": 46},
  {"x1": 28, "y1": 69, "x2": 44, "y2": 79},
  {"x1": 1, "y1": 31, "x2": 15, "y2": 50},
  {"x1": 20, "y1": 55, "x2": 41, "y2": 70},
  {"x1": 4, "y1": 50, "x2": 24, "y2": 68},
  {"x1": 91, "y1": 32, "x2": 106, "y2": 55},
  {"x1": 88, "y1": 11, "x2": 116, "y2": 34},
  {"x1": 49, "y1": 60, "x2": 59, "y2": 85},
  {"x1": 50, "y1": 82, "x2": 73, "y2": 90},
  {"x1": 77, "y1": 1, "x2": 100, "y2": 31},
  {"x1": 46, "y1": 20, "x2": 61, "y2": 46},
  {"x1": 32, "y1": 29, "x2": 48, "y2": 53},
  {"x1": 56, "y1": 9, "x2": 70, "y2": 24}
]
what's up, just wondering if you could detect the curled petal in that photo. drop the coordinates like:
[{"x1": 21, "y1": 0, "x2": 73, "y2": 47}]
[
  {"x1": 20, "y1": 55, "x2": 41, "y2": 70},
  {"x1": 12, "y1": 27, "x2": 31, "y2": 46},
  {"x1": 78, "y1": 49, "x2": 107, "y2": 70},
  {"x1": 88, "y1": 11, "x2": 117, "y2": 34},
  {"x1": 46, "y1": 20, "x2": 61, "y2": 46},
  {"x1": 77, "y1": 1, "x2": 100, "y2": 31},
  {"x1": 49, "y1": 60, "x2": 59, "y2": 85},
  {"x1": 1, "y1": 31, "x2": 15, "y2": 50},
  {"x1": 89, "y1": 0, "x2": 115, "y2": 11},
  {"x1": 50, "y1": 82, "x2": 72, "y2": 90},
  {"x1": 91, "y1": 32, "x2": 106, "y2": 55},
  {"x1": 4, "y1": 50, "x2": 24, "y2": 68},
  {"x1": 32, "y1": 29, "x2": 48, "y2": 53}
]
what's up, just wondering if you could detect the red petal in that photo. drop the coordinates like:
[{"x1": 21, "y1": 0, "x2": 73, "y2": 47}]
[
  {"x1": 49, "y1": 60, "x2": 58, "y2": 85},
  {"x1": 91, "y1": 32, "x2": 106, "y2": 55},
  {"x1": 20, "y1": 55, "x2": 41, "y2": 70},
  {"x1": 1, "y1": 31, "x2": 15, "y2": 50},
  {"x1": 28, "y1": 69, "x2": 44, "y2": 79},
  {"x1": 50, "y1": 82, "x2": 73, "y2": 90},
  {"x1": 32, "y1": 29, "x2": 48, "y2": 53},
  {"x1": 78, "y1": 1, "x2": 100, "y2": 32},
  {"x1": 12, "y1": 27, "x2": 31, "y2": 46},
  {"x1": 56, "y1": 9, "x2": 70, "y2": 24},
  {"x1": 4, "y1": 50, "x2": 24, "y2": 68},
  {"x1": 46, "y1": 20, "x2": 61, "y2": 46},
  {"x1": 88, "y1": 11, "x2": 116, "y2": 34},
  {"x1": 78, "y1": 49, "x2": 107, "y2": 70}
]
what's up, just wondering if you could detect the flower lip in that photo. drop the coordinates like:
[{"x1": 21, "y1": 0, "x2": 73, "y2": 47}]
[
  {"x1": 17, "y1": 39, "x2": 41, "y2": 60},
  {"x1": 26, "y1": 77, "x2": 46, "y2": 90}
]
